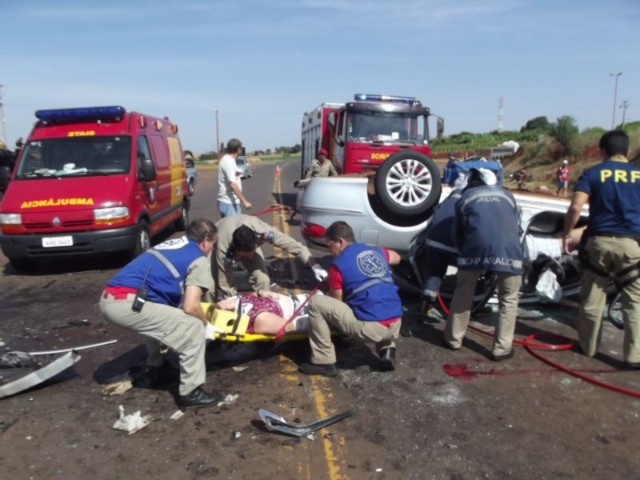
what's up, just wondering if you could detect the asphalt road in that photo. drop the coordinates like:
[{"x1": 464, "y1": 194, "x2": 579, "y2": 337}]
[{"x1": 0, "y1": 160, "x2": 639, "y2": 480}]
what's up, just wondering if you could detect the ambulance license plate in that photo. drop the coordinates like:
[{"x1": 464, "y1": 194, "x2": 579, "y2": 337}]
[{"x1": 42, "y1": 236, "x2": 73, "y2": 248}]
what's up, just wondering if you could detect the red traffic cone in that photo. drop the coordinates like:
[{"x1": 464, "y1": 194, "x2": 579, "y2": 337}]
[{"x1": 275, "y1": 165, "x2": 281, "y2": 175}]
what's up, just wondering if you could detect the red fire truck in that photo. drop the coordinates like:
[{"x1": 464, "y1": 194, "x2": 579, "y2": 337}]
[
  {"x1": 301, "y1": 93, "x2": 443, "y2": 175},
  {"x1": 300, "y1": 93, "x2": 445, "y2": 217}
]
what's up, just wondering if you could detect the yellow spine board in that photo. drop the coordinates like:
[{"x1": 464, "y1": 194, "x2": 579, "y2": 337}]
[
  {"x1": 201, "y1": 302, "x2": 309, "y2": 343},
  {"x1": 202, "y1": 302, "x2": 250, "y2": 335}
]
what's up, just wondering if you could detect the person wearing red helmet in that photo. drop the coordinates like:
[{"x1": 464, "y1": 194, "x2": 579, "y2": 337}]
[{"x1": 303, "y1": 147, "x2": 338, "y2": 179}]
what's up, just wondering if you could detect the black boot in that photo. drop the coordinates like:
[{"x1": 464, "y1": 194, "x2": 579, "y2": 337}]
[
  {"x1": 400, "y1": 316, "x2": 413, "y2": 337},
  {"x1": 177, "y1": 386, "x2": 222, "y2": 410},
  {"x1": 379, "y1": 347, "x2": 396, "y2": 371},
  {"x1": 298, "y1": 362, "x2": 338, "y2": 377}
]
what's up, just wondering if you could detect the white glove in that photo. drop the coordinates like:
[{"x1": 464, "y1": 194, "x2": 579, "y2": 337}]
[
  {"x1": 312, "y1": 264, "x2": 328, "y2": 282},
  {"x1": 205, "y1": 323, "x2": 224, "y2": 340}
]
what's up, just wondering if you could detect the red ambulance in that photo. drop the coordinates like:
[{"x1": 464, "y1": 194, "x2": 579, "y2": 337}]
[{"x1": 0, "y1": 106, "x2": 190, "y2": 271}]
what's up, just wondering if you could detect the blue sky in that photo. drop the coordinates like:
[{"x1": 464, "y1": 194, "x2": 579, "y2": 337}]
[{"x1": 1, "y1": 0, "x2": 639, "y2": 153}]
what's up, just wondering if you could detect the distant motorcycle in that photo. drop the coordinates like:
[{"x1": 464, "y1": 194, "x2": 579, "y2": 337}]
[{"x1": 509, "y1": 168, "x2": 528, "y2": 189}]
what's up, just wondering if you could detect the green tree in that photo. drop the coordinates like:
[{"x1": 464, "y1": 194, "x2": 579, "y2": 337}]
[
  {"x1": 521, "y1": 116, "x2": 550, "y2": 132},
  {"x1": 549, "y1": 116, "x2": 579, "y2": 153},
  {"x1": 200, "y1": 151, "x2": 218, "y2": 161}
]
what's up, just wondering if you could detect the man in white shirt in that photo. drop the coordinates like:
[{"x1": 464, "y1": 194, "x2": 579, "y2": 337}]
[{"x1": 217, "y1": 138, "x2": 252, "y2": 217}]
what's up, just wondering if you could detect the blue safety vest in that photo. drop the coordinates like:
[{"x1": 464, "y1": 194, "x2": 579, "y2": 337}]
[
  {"x1": 107, "y1": 236, "x2": 204, "y2": 306},
  {"x1": 332, "y1": 243, "x2": 403, "y2": 321}
]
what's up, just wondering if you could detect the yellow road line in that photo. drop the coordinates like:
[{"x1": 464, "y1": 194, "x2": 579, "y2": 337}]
[{"x1": 272, "y1": 165, "x2": 348, "y2": 480}]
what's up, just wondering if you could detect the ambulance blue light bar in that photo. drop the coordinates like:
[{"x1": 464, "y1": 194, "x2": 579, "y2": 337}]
[
  {"x1": 35, "y1": 106, "x2": 126, "y2": 122},
  {"x1": 354, "y1": 94, "x2": 417, "y2": 105}
]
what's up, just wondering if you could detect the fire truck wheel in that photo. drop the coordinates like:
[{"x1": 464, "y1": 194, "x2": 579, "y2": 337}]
[{"x1": 375, "y1": 151, "x2": 442, "y2": 217}]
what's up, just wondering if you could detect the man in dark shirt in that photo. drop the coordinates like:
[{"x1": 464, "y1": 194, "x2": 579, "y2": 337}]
[
  {"x1": 445, "y1": 168, "x2": 524, "y2": 361},
  {"x1": 563, "y1": 130, "x2": 640, "y2": 368}
]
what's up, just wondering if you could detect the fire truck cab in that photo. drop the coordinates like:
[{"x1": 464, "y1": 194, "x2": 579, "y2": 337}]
[
  {"x1": 301, "y1": 94, "x2": 445, "y2": 218},
  {"x1": 0, "y1": 106, "x2": 190, "y2": 272}
]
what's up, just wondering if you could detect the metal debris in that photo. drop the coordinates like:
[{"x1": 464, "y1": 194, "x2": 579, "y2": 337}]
[
  {"x1": 258, "y1": 408, "x2": 352, "y2": 438},
  {"x1": 0, "y1": 351, "x2": 81, "y2": 399},
  {"x1": 0, "y1": 351, "x2": 42, "y2": 369},
  {"x1": 19, "y1": 339, "x2": 117, "y2": 356}
]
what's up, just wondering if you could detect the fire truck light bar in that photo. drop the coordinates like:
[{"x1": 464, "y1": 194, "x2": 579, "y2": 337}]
[
  {"x1": 35, "y1": 106, "x2": 126, "y2": 122},
  {"x1": 354, "y1": 94, "x2": 416, "y2": 104}
]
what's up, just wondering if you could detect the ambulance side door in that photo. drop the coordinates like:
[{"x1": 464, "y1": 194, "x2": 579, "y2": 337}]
[{"x1": 136, "y1": 135, "x2": 161, "y2": 218}]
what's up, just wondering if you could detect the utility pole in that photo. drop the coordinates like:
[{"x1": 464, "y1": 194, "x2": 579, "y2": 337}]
[
  {"x1": 620, "y1": 100, "x2": 630, "y2": 127},
  {"x1": 0, "y1": 84, "x2": 6, "y2": 144},
  {"x1": 497, "y1": 97, "x2": 504, "y2": 132},
  {"x1": 609, "y1": 72, "x2": 622, "y2": 129},
  {"x1": 215, "y1": 109, "x2": 220, "y2": 160}
]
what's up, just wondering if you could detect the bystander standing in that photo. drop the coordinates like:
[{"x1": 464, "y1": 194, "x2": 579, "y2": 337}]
[
  {"x1": 217, "y1": 138, "x2": 252, "y2": 218},
  {"x1": 555, "y1": 159, "x2": 571, "y2": 197}
]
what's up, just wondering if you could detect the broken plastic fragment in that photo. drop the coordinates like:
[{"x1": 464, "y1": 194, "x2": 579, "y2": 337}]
[
  {"x1": 217, "y1": 393, "x2": 239, "y2": 406},
  {"x1": 112, "y1": 405, "x2": 152, "y2": 435}
]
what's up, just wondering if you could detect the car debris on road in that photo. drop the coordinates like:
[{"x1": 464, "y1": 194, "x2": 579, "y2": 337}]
[{"x1": 259, "y1": 408, "x2": 352, "y2": 438}]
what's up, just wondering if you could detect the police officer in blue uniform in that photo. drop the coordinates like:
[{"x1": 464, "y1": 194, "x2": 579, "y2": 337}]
[
  {"x1": 563, "y1": 130, "x2": 640, "y2": 368},
  {"x1": 401, "y1": 186, "x2": 464, "y2": 337},
  {"x1": 444, "y1": 168, "x2": 524, "y2": 361},
  {"x1": 99, "y1": 219, "x2": 220, "y2": 409},
  {"x1": 418, "y1": 187, "x2": 464, "y2": 305},
  {"x1": 298, "y1": 221, "x2": 403, "y2": 376}
]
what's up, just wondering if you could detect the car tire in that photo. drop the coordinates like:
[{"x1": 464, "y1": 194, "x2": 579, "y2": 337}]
[
  {"x1": 175, "y1": 201, "x2": 189, "y2": 231},
  {"x1": 188, "y1": 179, "x2": 195, "y2": 196},
  {"x1": 375, "y1": 151, "x2": 442, "y2": 217},
  {"x1": 130, "y1": 220, "x2": 151, "y2": 259}
]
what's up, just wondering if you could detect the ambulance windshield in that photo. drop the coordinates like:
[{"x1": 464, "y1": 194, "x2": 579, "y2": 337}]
[{"x1": 16, "y1": 137, "x2": 132, "y2": 178}]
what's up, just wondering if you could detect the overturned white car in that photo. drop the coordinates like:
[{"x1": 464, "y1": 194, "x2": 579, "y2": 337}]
[{"x1": 298, "y1": 154, "x2": 590, "y2": 309}]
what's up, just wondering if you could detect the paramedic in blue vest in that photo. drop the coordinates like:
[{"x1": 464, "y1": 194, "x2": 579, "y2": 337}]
[
  {"x1": 99, "y1": 218, "x2": 220, "y2": 410},
  {"x1": 444, "y1": 168, "x2": 524, "y2": 361},
  {"x1": 298, "y1": 221, "x2": 403, "y2": 376},
  {"x1": 563, "y1": 129, "x2": 640, "y2": 368}
]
